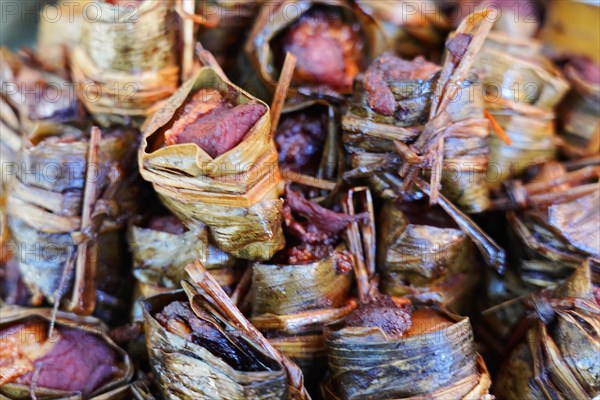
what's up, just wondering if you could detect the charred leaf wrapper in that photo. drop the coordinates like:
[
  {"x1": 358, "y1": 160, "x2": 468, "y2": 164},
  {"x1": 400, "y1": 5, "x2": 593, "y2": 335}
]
[
  {"x1": 343, "y1": 63, "x2": 491, "y2": 213},
  {"x1": 71, "y1": 0, "x2": 180, "y2": 120},
  {"x1": 377, "y1": 199, "x2": 478, "y2": 312},
  {"x1": 6, "y1": 125, "x2": 139, "y2": 316},
  {"x1": 140, "y1": 67, "x2": 285, "y2": 260},
  {"x1": 495, "y1": 262, "x2": 600, "y2": 399},
  {"x1": 0, "y1": 306, "x2": 133, "y2": 399},
  {"x1": 250, "y1": 245, "x2": 355, "y2": 392},
  {"x1": 128, "y1": 215, "x2": 242, "y2": 318},
  {"x1": 322, "y1": 305, "x2": 492, "y2": 399},
  {"x1": 245, "y1": 0, "x2": 387, "y2": 98},
  {"x1": 143, "y1": 286, "x2": 288, "y2": 400}
]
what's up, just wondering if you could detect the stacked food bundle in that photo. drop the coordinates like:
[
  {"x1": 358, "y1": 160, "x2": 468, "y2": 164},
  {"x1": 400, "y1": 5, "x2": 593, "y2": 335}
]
[
  {"x1": 342, "y1": 10, "x2": 499, "y2": 213},
  {"x1": 556, "y1": 56, "x2": 600, "y2": 158},
  {"x1": 1, "y1": 1, "x2": 599, "y2": 399},
  {"x1": 473, "y1": 0, "x2": 570, "y2": 186},
  {"x1": 71, "y1": 0, "x2": 180, "y2": 122},
  {"x1": 356, "y1": 0, "x2": 451, "y2": 61}
]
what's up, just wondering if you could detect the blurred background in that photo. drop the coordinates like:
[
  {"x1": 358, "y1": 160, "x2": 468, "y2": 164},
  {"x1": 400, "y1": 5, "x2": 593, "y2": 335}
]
[{"x1": 1, "y1": 0, "x2": 56, "y2": 49}]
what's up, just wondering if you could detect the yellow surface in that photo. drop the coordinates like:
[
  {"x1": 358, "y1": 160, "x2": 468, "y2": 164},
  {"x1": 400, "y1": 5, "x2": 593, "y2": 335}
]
[{"x1": 542, "y1": 1, "x2": 600, "y2": 62}]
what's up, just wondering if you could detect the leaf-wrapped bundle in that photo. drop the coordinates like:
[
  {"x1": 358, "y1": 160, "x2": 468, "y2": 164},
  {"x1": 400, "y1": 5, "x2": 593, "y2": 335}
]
[
  {"x1": 343, "y1": 53, "x2": 491, "y2": 212},
  {"x1": 245, "y1": 0, "x2": 386, "y2": 98},
  {"x1": 356, "y1": 0, "x2": 450, "y2": 60},
  {"x1": 128, "y1": 213, "x2": 242, "y2": 318},
  {"x1": 323, "y1": 304, "x2": 491, "y2": 399},
  {"x1": 140, "y1": 67, "x2": 285, "y2": 260},
  {"x1": 474, "y1": 17, "x2": 569, "y2": 186},
  {"x1": 71, "y1": 0, "x2": 179, "y2": 120},
  {"x1": 0, "y1": 306, "x2": 133, "y2": 399},
  {"x1": 556, "y1": 56, "x2": 600, "y2": 158},
  {"x1": 377, "y1": 199, "x2": 477, "y2": 311},
  {"x1": 143, "y1": 288, "x2": 288, "y2": 400},
  {"x1": 196, "y1": 0, "x2": 260, "y2": 77},
  {"x1": 495, "y1": 262, "x2": 600, "y2": 399},
  {"x1": 503, "y1": 162, "x2": 600, "y2": 289},
  {"x1": 6, "y1": 126, "x2": 139, "y2": 317}
]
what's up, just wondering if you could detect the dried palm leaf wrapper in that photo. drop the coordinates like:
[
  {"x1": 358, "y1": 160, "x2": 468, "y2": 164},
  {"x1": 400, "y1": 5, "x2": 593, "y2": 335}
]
[
  {"x1": 442, "y1": 0, "x2": 542, "y2": 34},
  {"x1": 343, "y1": 10, "x2": 499, "y2": 213},
  {"x1": 0, "y1": 306, "x2": 133, "y2": 399},
  {"x1": 194, "y1": 0, "x2": 259, "y2": 76},
  {"x1": 470, "y1": 5, "x2": 569, "y2": 187},
  {"x1": 476, "y1": 49, "x2": 569, "y2": 185},
  {"x1": 184, "y1": 259, "x2": 311, "y2": 398},
  {"x1": 0, "y1": 96, "x2": 21, "y2": 179},
  {"x1": 37, "y1": 0, "x2": 91, "y2": 73},
  {"x1": 321, "y1": 186, "x2": 491, "y2": 399},
  {"x1": 245, "y1": 0, "x2": 386, "y2": 98},
  {"x1": 556, "y1": 56, "x2": 600, "y2": 158},
  {"x1": 473, "y1": 0, "x2": 543, "y2": 55},
  {"x1": 476, "y1": 161, "x2": 600, "y2": 356},
  {"x1": 322, "y1": 299, "x2": 491, "y2": 399},
  {"x1": 6, "y1": 125, "x2": 139, "y2": 317},
  {"x1": 0, "y1": 48, "x2": 81, "y2": 177},
  {"x1": 143, "y1": 287, "x2": 289, "y2": 399},
  {"x1": 94, "y1": 381, "x2": 156, "y2": 400},
  {"x1": 493, "y1": 161, "x2": 600, "y2": 289},
  {"x1": 276, "y1": 99, "x2": 344, "y2": 198},
  {"x1": 128, "y1": 212, "x2": 242, "y2": 318},
  {"x1": 250, "y1": 187, "x2": 363, "y2": 394},
  {"x1": 140, "y1": 67, "x2": 285, "y2": 260},
  {"x1": 71, "y1": 0, "x2": 179, "y2": 120},
  {"x1": 541, "y1": 0, "x2": 600, "y2": 65},
  {"x1": 495, "y1": 262, "x2": 600, "y2": 399},
  {"x1": 377, "y1": 198, "x2": 478, "y2": 312},
  {"x1": 356, "y1": 0, "x2": 451, "y2": 60}
]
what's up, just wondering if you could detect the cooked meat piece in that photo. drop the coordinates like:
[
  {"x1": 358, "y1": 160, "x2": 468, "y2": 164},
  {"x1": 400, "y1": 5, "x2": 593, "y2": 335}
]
[
  {"x1": 155, "y1": 301, "x2": 265, "y2": 371},
  {"x1": 279, "y1": 243, "x2": 335, "y2": 265},
  {"x1": 146, "y1": 214, "x2": 187, "y2": 235},
  {"x1": 285, "y1": 187, "x2": 368, "y2": 242},
  {"x1": 345, "y1": 295, "x2": 412, "y2": 336},
  {"x1": 1, "y1": 320, "x2": 119, "y2": 396},
  {"x1": 275, "y1": 110, "x2": 327, "y2": 175},
  {"x1": 164, "y1": 89, "x2": 266, "y2": 158},
  {"x1": 274, "y1": 7, "x2": 365, "y2": 92},
  {"x1": 446, "y1": 33, "x2": 472, "y2": 64},
  {"x1": 364, "y1": 53, "x2": 440, "y2": 116}
]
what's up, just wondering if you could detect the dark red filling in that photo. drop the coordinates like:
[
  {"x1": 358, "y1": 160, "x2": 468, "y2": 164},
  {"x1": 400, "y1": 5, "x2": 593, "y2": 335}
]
[
  {"x1": 275, "y1": 109, "x2": 327, "y2": 176},
  {"x1": 165, "y1": 89, "x2": 266, "y2": 158},
  {"x1": 345, "y1": 295, "x2": 413, "y2": 336},
  {"x1": 364, "y1": 53, "x2": 440, "y2": 116},
  {"x1": 272, "y1": 187, "x2": 367, "y2": 265},
  {"x1": 1, "y1": 321, "x2": 119, "y2": 396},
  {"x1": 146, "y1": 214, "x2": 187, "y2": 235},
  {"x1": 273, "y1": 7, "x2": 365, "y2": 92},
  {"x1": 155, "y1": 301, "x2": 266, "y2": 371}
]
